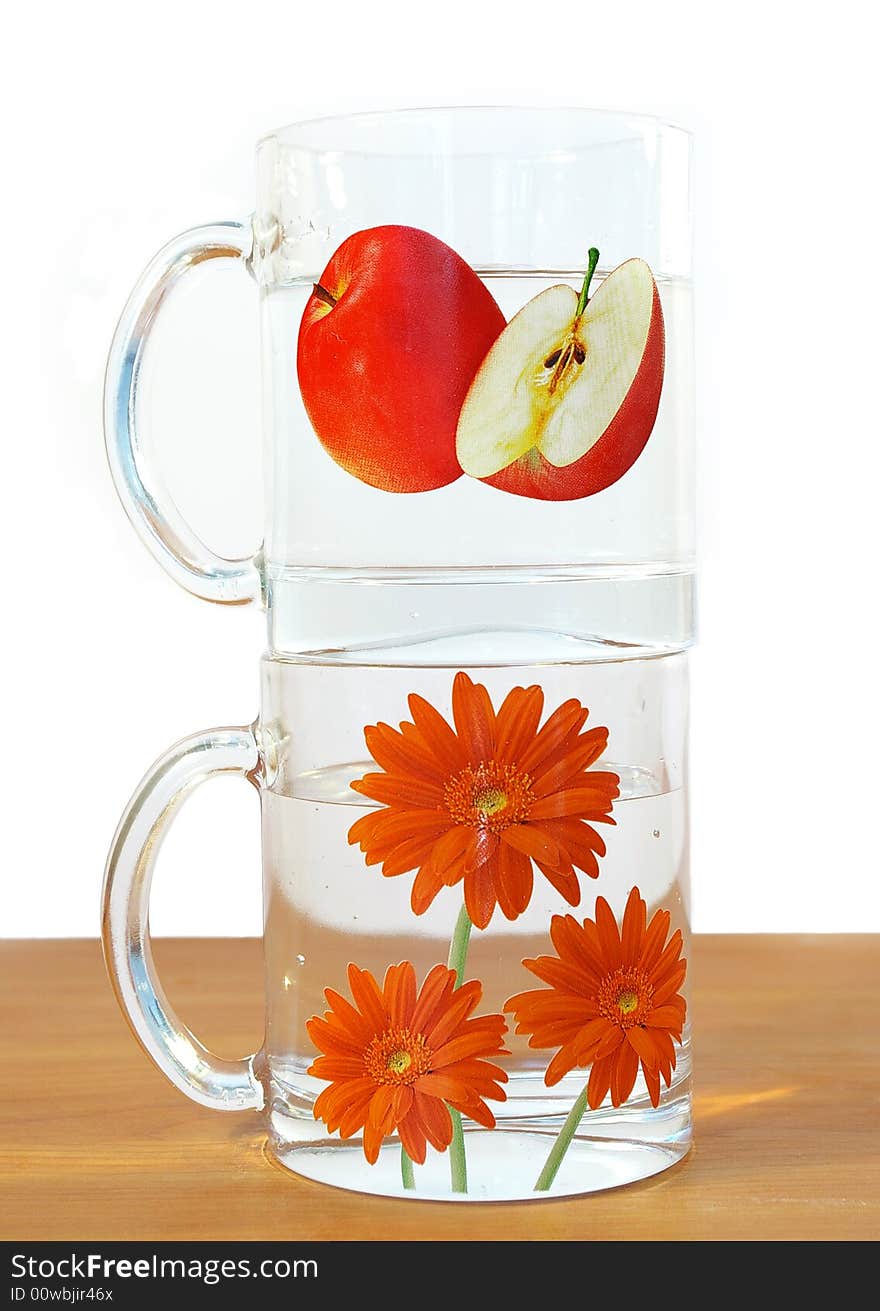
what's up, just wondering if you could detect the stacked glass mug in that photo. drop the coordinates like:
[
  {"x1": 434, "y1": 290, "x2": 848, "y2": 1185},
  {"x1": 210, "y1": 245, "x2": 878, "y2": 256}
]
[{"x1": 103, "y1": 108, "x2": 694, "y2": 1200}]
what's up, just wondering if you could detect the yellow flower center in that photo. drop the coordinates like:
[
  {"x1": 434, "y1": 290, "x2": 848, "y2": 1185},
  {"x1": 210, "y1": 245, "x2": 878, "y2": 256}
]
[
  {"x1": 597, "y1": 968, "x2": 653, "y2": 1029},
  {"x1": 616, "y1": 990, "x2": 639, "y2": 1015},
  {"x1": 444, "y1": 761, "x2": 534, "y2": 833},
  {"x1": 474, "y1": 786, "x2": 508, "y2": 816},
  {"x1": 364, "y1": 1027, "x2": 432, "y2": 1086}
]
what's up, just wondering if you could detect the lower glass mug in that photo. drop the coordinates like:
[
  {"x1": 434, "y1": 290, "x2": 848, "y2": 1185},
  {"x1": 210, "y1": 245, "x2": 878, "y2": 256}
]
[{"x1": 103, "y1": 654, "x2": 692, "y2": 1201}]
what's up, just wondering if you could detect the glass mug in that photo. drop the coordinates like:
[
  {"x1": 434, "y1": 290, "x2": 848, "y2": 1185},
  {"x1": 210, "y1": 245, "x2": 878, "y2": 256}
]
[{"x1": 102, "y1": 108, "x2": 694, "y2": 1200}]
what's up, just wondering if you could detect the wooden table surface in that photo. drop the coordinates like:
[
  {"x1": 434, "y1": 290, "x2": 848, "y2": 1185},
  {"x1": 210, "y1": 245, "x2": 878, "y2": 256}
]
[{"x1": 1, "y1": 936, "x2": 877, "y2": 1242}]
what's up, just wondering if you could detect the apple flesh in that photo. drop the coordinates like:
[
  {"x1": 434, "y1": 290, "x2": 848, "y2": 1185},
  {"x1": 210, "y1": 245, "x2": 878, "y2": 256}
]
[
  {"x1": 297, "y1": 225, "x2": 505, "y2": 493},
  {"x1": 456, "y1": 254, "x2": 665, "y2": 501}
]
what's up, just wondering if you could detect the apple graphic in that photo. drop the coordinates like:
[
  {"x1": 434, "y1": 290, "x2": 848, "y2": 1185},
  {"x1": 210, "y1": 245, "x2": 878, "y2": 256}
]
[
  {"x1": 456, "y1": 249, "x2": 665, "y2": 501},
  {"x1": 297, "y1": 225, "x2": 506, "y2": 493}
]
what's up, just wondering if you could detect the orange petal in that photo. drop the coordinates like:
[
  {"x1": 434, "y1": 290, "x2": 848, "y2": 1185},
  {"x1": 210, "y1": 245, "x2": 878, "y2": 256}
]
[
  {"x1": 565, "y1": 846, "x2": 600, "y2": 881},
  {"x1": 501, "y1": 824, "x2": 560, "y2": 866},
  {"x1": 364, "y1": 722, "x2": 448, "y2": 783},
  {"x1": 531, "y1": 730, "x2": 610, "y2": 796},
  {"x1": 495, "y1": 868, "x2": 520, "y2": 920},
  {"x1": 651, "y1": 930, "x2": 685, "y2": 982},
  {"x1": 410, "y1": 861, "x2": 447, "y2": 916},
  {"x1": 406, "y1": 693, "x2": 465, "y2": 774},
  {"x1": 494, "y1": 684, "x2": 544, "y2": 764},
  {"x1": 316, "y1": 991, "x2": 375, "y2": 1044},
  {"x1": 542, "y1": 817, "x2": 607, "y2": 859},
  {"x1": 620, "y1": 887, "x2": 647, "y2": 967},
  {"x1": 392, "y1": 1085, "x2": 414, "y2": 1122},
  {"x1": 626, "y1": 1025, "x2": 660, "y2": 1068},
  {"x1": 520, "y1": 953, "x2": 591, "y2": 994},
  {"x1": 594, "y1": 895, "x2": 623, "y2": 967},
  {"x1": 518, "y1": 700, "x2": 588, "y2": 773},
  {"x1": 530, "y1": 785, "x2": 617, "y2": 821},
  {"x1": 308, "y1": 1056, "x2": 366, "y2": 1080},
  {"x1": 548, "y1": 915, "x2": 604, "y2": 981},
  {"x1": 307, "y1": 1014, "x2": 366, "y2": 1056},
  {"x1": 464, "y1": 861, "x2": 497, "y2": 929},
  {"x1": 431, "y1": 1026, "x2": 507, "y2": 1068},
  {"x1": 651, "y1": 972, "x2": 686, "y2": 1015},
  {"x1": 442, "y1": 1057, "x2": 509, "y2": 1092},
  {"x1": 337, "y1": 1089, "x2": 377, "y2": 1139},
  {"x1": 456, "y1": 1096, "x2": 497, "y2": 1129},
  {"x1": 346, "y1": 964, "x2": 390, "y2": 1030},
  {"x1": 350, "y1": 773, "x2": 445, "y2": 809},
  {"x1": 349, "y1": 808, "x2": 451, "y2": 851},
  {"x1": 424, "y1": 981, "x2": 482, "y2": 1048},
  {"x1": 432, "y1": 825, "x2": 475, "y2": 873},
  {"x1": 587, "y1": 1055, "x2": 613, "y2": 1109},
  {"x1": 397, "y1": 1110, "x2": 428, "y2": 1165},
  {"x1": 644, "y1": 1064, "x2": 662, "y2": 1107},
  {"x1": 415, "y1": 1071, "x2": 470, "y2": 1102},
  {"x1": 367, "y1": 1083, "x2": 397, "y2": 1131},
  {"x1": 653, "y1": 951, "x2": 687, "y2": 992},
  {"x1": 646, "y1": 1003, "x2": 686, "y2": 1029},
  {"x1": 410, "y1": 963, "x2": 457, "y2": 1032},
  {"x1": 649, "y1": 1027, "x2": 678, "y2": 1070},
  {"x1": 544, "y1": 1039, "x2": 585, "y2": 1086},
  {"x1": 347, "y1": 810, "x2": 389, "y2": 847},
  {"x1": 314, "y1": 1078, "x2": 372, "y2": 1127},
  {"x1": 413, "y1": 1089, "x2": 454, "y2": 1152},
  {"x1": 381, "y1": 836, "x2": 442, "y2": 878},
  {"x1": 497, "y1": 841, "x2": 533, "y2": 916},
  {"x1": 594, "y1": 1026, "x2": 624, "y2": 1060},
  {"x1": 383, "y1": 961, "x2": 417, "y2": 1027},
  {"x1": 452, "y1": 672, "x2": 495, "y2": 763},
  {"x1": 573, "y1": 1016, "x2": 612, "y2": 1061},
  {"x1": 439, "y1": 840, "x2": 475, "y2": 887},
  {"x1": 535, "y1": 858, "x2": 581, "y2": 906},
  {"x1": 469, "y1": 829, "x2": 499, "y2": 870},
  {"x1": 362, "y1": 1116, "x2": 386, "y2": 1164},
  {"x1": 610, "y1": 1037, "x2": 639, "y2": 1106},
  {"x1": 639, "y1": 908, "x2": 672, "y2": 971}
]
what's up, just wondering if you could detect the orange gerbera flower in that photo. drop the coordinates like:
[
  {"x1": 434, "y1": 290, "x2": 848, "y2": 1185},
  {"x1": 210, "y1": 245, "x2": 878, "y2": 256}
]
[
  {"x1": 506, "y1": 887, "x2": 687, "y2": 1109},
  {"x1": 348, "y1": 672, "x2": 619, "y2": 929},
  {"x1": 307, "y1": 961, "x2": 508, "y2": 1165}
]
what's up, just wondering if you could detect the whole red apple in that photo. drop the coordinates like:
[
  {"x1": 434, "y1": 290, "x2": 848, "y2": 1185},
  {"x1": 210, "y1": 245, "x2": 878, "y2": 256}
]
[
  {"x1": 297, "y1": 226, "x2": 505, "y2": 493},
  {"x1": 456, "y1": 251, "x2": 665, "y2": 501}
]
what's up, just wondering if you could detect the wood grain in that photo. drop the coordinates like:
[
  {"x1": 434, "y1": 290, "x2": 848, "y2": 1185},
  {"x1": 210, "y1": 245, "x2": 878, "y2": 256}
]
[{"x1": 1, "y1": 936, "x2": 877, "y2": 1241}]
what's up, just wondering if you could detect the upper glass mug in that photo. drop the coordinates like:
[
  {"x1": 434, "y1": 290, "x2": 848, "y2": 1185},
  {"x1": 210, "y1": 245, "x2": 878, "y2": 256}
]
[{"x1": 105, "y1": 106, "x2": 694, "y2": 660}]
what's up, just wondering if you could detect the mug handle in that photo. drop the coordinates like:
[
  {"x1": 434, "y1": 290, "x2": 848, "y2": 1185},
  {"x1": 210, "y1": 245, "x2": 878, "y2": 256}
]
[
  {"x1": 102, "y1": 726, "x2": 264, "y2": 1110},
  {"x1": 104, "y1": 222, "x2": 262, "y2": 605}
]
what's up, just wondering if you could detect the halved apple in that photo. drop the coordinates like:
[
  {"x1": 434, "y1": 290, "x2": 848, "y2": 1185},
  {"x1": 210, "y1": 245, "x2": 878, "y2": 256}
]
[{"x1": 456, "y1": 251, "x2": 665, "y2": 501}]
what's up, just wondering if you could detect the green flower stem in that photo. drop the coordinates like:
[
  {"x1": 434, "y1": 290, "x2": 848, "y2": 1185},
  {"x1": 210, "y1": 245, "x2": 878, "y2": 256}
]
[
  {"x1": 446, "y1": 903, "x2": 474, "y2": 1193},
  {"x1": 533, "y1": 1087, "x2": 588, "y2": 1191},
  {"x1": 447, "y1": 903, "x2": 473, "y2": 986},
  {"x1": 448, "y1": 1107, "x2": 468, "y2": 1193},
  {"x1": 575, "y1": 247, "x2": 600, "y2": 317},
  {"x1": 400, "y1": 1146, "x2": 416, "y2": 1191}
]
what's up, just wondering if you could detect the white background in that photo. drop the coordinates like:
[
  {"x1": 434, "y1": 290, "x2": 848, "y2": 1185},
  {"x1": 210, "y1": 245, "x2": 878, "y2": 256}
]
[{"x1": 1, "y1": 0, "x2": 877, "y2": 937}]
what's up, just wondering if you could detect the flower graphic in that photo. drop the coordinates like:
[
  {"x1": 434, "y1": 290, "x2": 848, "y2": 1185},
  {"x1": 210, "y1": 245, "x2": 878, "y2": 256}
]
[
  {"x1": 506, "y1": 887, "x2": 687, "y2": 1109},
  {"x1": 308, "y1": 961, "x2": 508, "y2": 1165},
  {"x1": 348, "y1": 672, "x2": 619, "y2": 928}
]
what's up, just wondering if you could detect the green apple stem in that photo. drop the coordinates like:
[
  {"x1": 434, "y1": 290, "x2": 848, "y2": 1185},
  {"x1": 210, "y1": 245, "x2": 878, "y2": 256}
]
[
  {"x1": 312, "y1": 282, "x2": 337, "y2": 308},
  {"x1": 446, "y1": 903, "x2": 474, "y2": 1193},
  {"x1": 575, "y1": 248, "x2": 600, "y2": 317}
]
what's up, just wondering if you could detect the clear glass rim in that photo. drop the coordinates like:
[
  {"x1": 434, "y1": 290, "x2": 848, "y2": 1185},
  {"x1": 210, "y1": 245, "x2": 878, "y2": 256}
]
[{"x1": 258, "y1": 105, "x2": 692, "y2": 158}]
